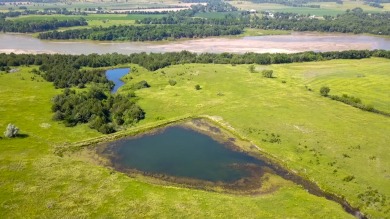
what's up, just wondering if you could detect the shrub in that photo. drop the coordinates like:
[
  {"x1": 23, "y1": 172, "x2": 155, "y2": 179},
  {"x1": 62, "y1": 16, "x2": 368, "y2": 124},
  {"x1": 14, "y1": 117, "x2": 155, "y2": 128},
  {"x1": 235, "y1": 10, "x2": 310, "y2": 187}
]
[
  {"x1": 249, "y1": 65, "x2": 256, "y2": 73},
  {"x1": 320, "y1": 86, "x2": 330, "y2": 96},
  {"x1": 4, "y1": 123, "x2": 19, "y2": 138},
  {"x1": 343, "y1": 175, "x2": 355, "y2": 182},
  {"x1": 98, "y1": 124, "x2": 116, "y2": 134},
  {"x1": 261, "y1": 70, "x2": 273, "y2": 78},
  {"x1": 168, "y1": 79, "x2": 177, "y2": 86},
  {"x1": 195, "y1": 84, "x2": 201, "y2": 90},
  {"x1": 131, "y1": 80, "x2": 150, "y2": 90}
]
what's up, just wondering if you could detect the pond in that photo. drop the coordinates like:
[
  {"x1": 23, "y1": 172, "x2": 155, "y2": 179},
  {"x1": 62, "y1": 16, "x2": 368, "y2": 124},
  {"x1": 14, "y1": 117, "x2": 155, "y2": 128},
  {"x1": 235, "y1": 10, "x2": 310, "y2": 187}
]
[
  {"x1": 102, "y1": 125, "x2": 266, "y2": 182},
  {"x1": 105, "y1": 68, "x2": 130, "y2": 93},
  {"x1": 96, "y1": 119, "x2": 364, "y2": 217},
  {"x1": 1, "y1": 32, "x2": 390, "y2": 54},
  {"x1": 97, "y1": 119, "x2": 280, "y2": 192}
]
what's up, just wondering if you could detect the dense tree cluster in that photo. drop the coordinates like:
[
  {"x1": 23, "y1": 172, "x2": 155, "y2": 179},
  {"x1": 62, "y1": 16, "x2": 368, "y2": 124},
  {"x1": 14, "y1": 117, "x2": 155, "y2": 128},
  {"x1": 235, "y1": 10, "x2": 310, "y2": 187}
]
[
  {"x1": 0, "y1": 9, "x2": 87, "y2": 19},
  {"x1": 137, "y1": 13, "x2": 249, "y2": 26},
  {"x1": 1, "y1": 50, "x2": 389, "y2": 73},
  {"x1": 255, "y1": 9, "x2": 390, "y2": 35},
  {"x1": 251, "y1": 0, "x2": 325, "y2": 7},
  {"x1": 140, "y1": 7, "x2": 390, "y2": 36},
  {"x1": 0, "y1": 52, "x2": 146, "y2": 133},
  {"x1": 3, "y1": 0, "x2": 59, "y2": 2},
  {"x1": 52, "y1": 88, "x2": 145, "y2": 133},
  {"x1": 0, "y1": 18, "x2": 87, "y2": 33},
  {"x1": 181, "y1": 0, "x2": 238, "y2": 12},
  {"x1": 38, "y1": 66, "x2": 113, "y2": 89},
  {"x1": 38, "y1": 24, "x2": 244, "y2": 41}
]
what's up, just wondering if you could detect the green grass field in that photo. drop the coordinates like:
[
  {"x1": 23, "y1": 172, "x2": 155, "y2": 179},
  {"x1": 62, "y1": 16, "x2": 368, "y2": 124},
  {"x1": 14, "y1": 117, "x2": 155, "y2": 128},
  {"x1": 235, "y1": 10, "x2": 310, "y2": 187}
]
[
  {"x1": 8, "y1": 14, "x2": 168, "y2": 29},
  {"x1": 194, "y1": 11, "x2": 242, "y2": 19},
  {"x1": 0, "y1": 58, "x2": 389, "y2": 218},
  {"x1": 231, "y1": 0, "x2": 390, "y2": 16},
  {"x1": 0, "y1": 0, "x2": 182, "y2": 11}
]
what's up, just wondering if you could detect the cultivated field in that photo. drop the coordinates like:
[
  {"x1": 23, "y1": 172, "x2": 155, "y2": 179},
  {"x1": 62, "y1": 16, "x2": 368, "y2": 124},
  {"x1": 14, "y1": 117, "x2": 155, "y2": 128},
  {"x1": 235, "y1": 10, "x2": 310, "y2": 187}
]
[
  {"x1": 0, "y1": 58, "x2": 389, "y2": 218},
  {"x1": 231, "y1": 0, "x2": 390, "y2": 16}
]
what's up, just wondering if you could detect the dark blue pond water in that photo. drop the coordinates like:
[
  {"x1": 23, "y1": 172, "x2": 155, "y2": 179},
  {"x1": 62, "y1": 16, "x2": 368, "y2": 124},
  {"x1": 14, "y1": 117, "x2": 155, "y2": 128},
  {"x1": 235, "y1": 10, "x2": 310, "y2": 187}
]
[
  {"x1": 105, "y1": 68, "x2": 130, "y2": 93},
  {"x1": 98, "y1": 123, "x2": 364, "y2": 217},
  {"x1": 104, "y1": 126, "x2": 267, "y2": 182}
]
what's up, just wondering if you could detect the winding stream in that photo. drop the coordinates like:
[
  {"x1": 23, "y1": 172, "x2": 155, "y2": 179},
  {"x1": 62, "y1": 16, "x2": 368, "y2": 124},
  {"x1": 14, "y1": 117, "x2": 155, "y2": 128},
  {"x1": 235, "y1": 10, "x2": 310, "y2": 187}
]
[{"x1": 105, "y1": 68, "x2": 130, "y2": 93}]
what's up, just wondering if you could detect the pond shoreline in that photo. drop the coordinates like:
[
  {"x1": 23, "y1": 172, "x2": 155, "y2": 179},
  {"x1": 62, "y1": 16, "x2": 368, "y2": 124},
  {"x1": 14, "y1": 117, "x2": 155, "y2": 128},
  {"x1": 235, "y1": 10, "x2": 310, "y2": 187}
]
[{"x1": 59, "y1": 115, "x2": 365, "y2": 218}]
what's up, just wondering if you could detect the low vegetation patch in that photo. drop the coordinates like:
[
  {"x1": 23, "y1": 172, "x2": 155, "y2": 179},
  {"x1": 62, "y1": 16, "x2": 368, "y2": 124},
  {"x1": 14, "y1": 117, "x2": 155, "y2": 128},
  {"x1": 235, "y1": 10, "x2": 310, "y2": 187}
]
[{"x1": 319, "y1": 87, "x2": 390, "y2": 117}]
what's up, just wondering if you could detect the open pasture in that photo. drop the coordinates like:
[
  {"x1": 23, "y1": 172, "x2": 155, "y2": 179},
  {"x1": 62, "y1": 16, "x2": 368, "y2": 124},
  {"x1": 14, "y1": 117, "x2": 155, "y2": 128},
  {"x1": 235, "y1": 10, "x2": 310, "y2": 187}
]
[
  {"x1": 231, "y1": 0, "x2": 390, "y2": 16},
  {"x1": 0, "y1": 58, "x2": 389, "y2": 218}
]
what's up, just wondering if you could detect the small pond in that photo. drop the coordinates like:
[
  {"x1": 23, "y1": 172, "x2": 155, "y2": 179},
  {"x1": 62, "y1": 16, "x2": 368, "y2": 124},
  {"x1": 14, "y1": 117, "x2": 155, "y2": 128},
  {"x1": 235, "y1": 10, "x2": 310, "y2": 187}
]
[
  {"x1": 105, "y1": 68, "x2": 130, "y2": 93},
  {"x1": 96, "y1": 119, "x2": 363, "y2": 217},
  {"x1": 102, "y1": 126, "x2": 267, "y2": 182}
]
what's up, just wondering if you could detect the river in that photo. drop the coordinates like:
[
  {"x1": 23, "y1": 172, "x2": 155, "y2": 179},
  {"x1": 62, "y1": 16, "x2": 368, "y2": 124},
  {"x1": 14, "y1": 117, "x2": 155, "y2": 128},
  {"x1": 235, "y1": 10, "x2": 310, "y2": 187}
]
[{"x1": 1, "y1": 32, "x2": 389, "y2": 55}]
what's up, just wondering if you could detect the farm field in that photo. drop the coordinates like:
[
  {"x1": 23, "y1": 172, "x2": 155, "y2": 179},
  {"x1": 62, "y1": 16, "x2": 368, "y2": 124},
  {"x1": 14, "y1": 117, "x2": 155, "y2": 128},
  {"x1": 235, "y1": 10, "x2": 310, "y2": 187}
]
[
  {"x1": 231, "y1": 0, "x2": 390, "y2": 16},
  {"x1": 0, "y1": 0, "x2": 183, "y2": 11},
  {"x1": 0, "y1": 58, "x2": 389, "y2": 218},
  {"x1": 7, "y1": 14, "x2": 168, "y2": 28}
]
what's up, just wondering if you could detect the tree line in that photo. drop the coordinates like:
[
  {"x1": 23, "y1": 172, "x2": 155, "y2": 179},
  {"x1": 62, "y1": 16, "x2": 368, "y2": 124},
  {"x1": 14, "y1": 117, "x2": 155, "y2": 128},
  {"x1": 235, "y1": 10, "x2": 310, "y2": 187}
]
[
  {"x1": 0, "y1": 18, "x2": 87, "y2": 33},
  {"x1": 320, "y1": 86, "x2": 389, "y2": 117},
  {"x1": 1, "y1": 50, "x2": 389, "y2": 72},
  {"x1": 37, "y1": 24, "x2": 244, "y2": 41},
  {"x1": 251, "y1": 0, "x2": 323, "y2": 7},
  {"x1": 0, "y1": 8, "x2": 87, "y2": 19},
  {"x1": 138, "y1": 7, "x2": 390, "y2": 36},
  {"x1": 255, "y1": 9, "x2": 390, "y2": 35}
]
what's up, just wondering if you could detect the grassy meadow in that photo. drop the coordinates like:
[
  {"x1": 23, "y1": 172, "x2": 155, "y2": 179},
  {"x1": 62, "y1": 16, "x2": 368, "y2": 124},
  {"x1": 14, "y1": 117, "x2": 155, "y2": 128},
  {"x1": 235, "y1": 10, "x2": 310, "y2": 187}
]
[
  {"x1": 0, "y1": 58, "x2": 389, "y2": 218},
  {"x1": 0, "y1": 0, "x2": 182, "y2": 11},
  {"x1": 7, "y1": 14, "x2": 168, "y2": 29},
  {"x1": 231, "y1": 0, "x2": 390, "y2": 16}
]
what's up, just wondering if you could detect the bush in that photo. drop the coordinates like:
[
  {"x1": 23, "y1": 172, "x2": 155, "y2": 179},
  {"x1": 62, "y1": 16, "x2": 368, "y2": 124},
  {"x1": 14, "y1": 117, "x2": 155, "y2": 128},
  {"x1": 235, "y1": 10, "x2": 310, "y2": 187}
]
[
  {"x1": 98, "y1": 124, "x2": 116, "y2": 134},
  {"x1": 195, "y1": 84, "x2": 201, "y2": 90},
  {"x1": 249, "y1": 65, "x2": 256, "y2": 73},
  {"x1": 320, "y1": 86, "x2": 330, "y2": 96},
  {"x1": 168, "y1": 79, "x2": 177, "y2": 86},
  {"x1": 131, "y1": 80, "x2": 150, "y2": 90},
  {"x1": 4, "y1": 123, "x2": 19, "y2": 138},
  {"x1": 261, "y1": 70, "x2": 273, "y2": 78}
]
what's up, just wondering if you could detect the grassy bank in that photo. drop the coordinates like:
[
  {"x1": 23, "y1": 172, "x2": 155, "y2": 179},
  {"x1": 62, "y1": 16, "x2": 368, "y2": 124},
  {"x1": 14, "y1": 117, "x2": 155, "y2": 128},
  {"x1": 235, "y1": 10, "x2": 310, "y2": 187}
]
[
  {"x1": 124, "y1": 58, "x2": 389, "y2": 218},
  {"x1": 1, "y1": 58, "x2": 389, "y2": 218}
]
